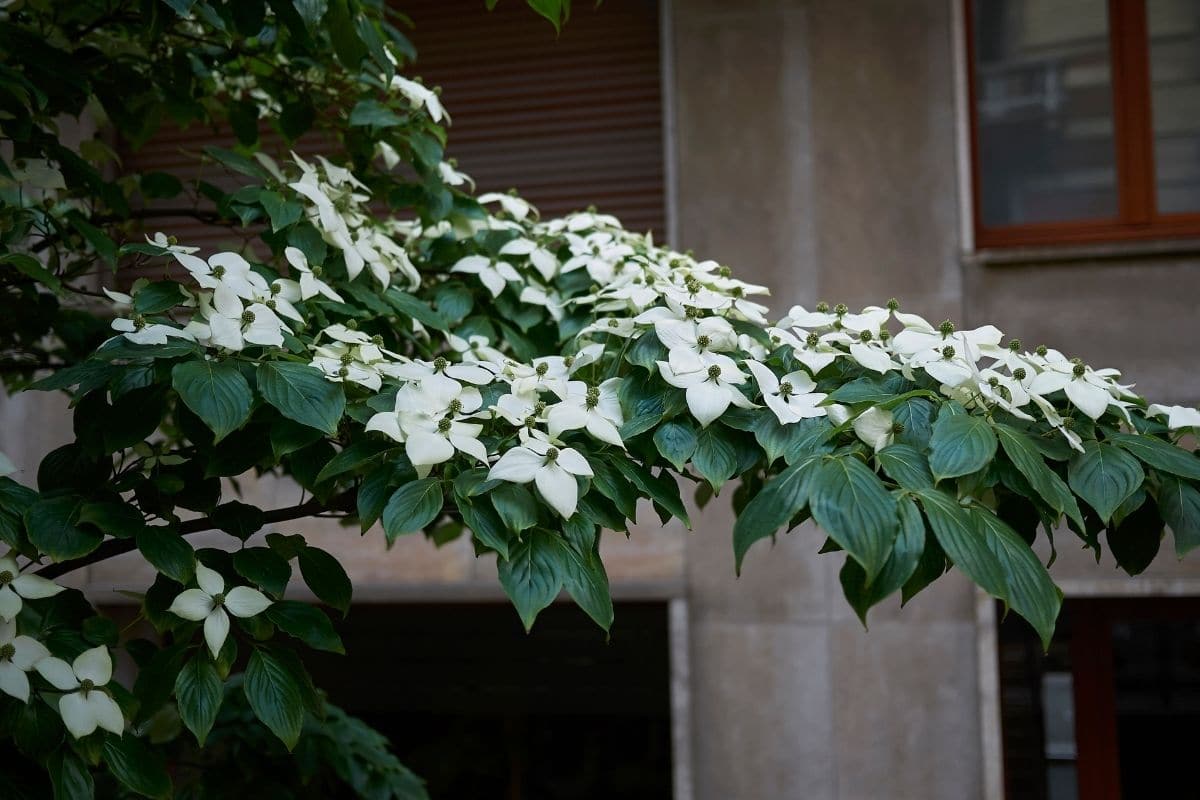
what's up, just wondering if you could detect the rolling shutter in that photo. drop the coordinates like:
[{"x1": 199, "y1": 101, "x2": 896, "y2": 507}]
[{"x1": 118, "y1": 0, "x2": 665, "y2": 256}]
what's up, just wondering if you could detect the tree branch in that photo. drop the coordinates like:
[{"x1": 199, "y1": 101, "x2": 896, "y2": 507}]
[{"x1": 35, "y1": 490, "x2": 356, "y2": 580}]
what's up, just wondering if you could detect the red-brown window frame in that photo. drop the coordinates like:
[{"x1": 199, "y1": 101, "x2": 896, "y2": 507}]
[{"x1": 965, "y1": 0, "x2": 1200, "y2": 248}]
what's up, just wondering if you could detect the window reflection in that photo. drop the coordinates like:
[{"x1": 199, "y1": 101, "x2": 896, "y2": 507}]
[
  {"x1": 973, "y1": 0, "x2": 1118, "y2": 226},
  {"x1": 1148, "y1": 0, "x2": 1200, "y2": 214}
]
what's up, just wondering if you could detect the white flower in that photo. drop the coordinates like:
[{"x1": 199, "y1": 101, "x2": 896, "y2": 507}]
[
  {"x1": 488, "y1": 434, "x2": 594, "y2": 518},
  {"x1": 0, "y1": 618, "x2": 48, "y2": 702},
  {"x1": 110, "y1": 317, "x2": 196, "y2": 346},
  {"x1": 451, "y1": 255, "x2": 521, "y2": 297},
  {"x1": 478, "y1": 192, "x2": 536, "y2": 222},
  {"x1": 0, "y1": 554, "x2": 64, "y2": 621},
  {"x1": 654, "y1": 317, "x2": 737, "y2": 359},
  {"x1": 657, "y1": 351, "x2": 755, "y2": 427},
  {"x1": 1147, "y1": 404, "x2": 1200, "y2": 431},
  {"x1": 561, "y1": 232, "x2": 634, "y2": 283},
  {"x1": 438, "y1": 161, "x2": 474, "y2": 189},
  {"x1": 204, "y1": 284, "x2": 290, "y2": 351},
  {"x1": 546, "y1": 379, "x2": 625, "y2": 447},
  {"x1": 745, "y1": 361, "x2": 828, "y2": 424},
  {"x1": 499, "y1": 237, "x2": 558, "y2": 281},
  {"x1": 283, "y1": 246, "x2": 344, "y2": 302},
  {"x1": 853, "y1": 406, "x2": 895, "y2": 452},
  {"x1": 145, "y1": 231, "x2": 200, "y2": 255},
  {"x1": 1027, "y1": 358, "x2": 1120, "y2": 421},
  {"x1": 391, "y1": 75, "x2": 448, "y2": 123},
  {"x1": 168, "y1": 563, "x2": 272, "y2": 658},
  {"x1": 401, "y1": 415, "x2": 490, "y2": 476},
  {"x1": 310, "y1": 342, "x2": 384, "y2": 391},
  {"x1": 34, "y1": 647, "x2": 124, "y2": 738}
]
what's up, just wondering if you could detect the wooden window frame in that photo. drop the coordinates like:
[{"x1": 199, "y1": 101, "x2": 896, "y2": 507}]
[{"x1": 965, "y1": 0, "x2": 1200, "y2": 248}]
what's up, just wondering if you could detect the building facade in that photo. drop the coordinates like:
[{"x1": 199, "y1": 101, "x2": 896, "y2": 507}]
[{"x1": 2, "y1": 1, "x2": 1199, "y2": 798}]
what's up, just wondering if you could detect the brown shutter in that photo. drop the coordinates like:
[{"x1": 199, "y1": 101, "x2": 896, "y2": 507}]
[
  {"x1": 119, "y1": 0, "x2": 665, "y2": 255},
  {"x1": 401, "y1": 0, "x2": 665, "y2": 234}
]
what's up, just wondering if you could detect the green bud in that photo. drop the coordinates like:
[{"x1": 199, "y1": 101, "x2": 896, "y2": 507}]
[
  {"x1": 1008, "y1": 339, "x2": 1021, "y2": 352},
  {"x1": 545, "y1": 447, "x2": 559, "y2": 462},
  {"x1": 241, "y1": 310, "x2": 256, "y2": 325},
  {"x1": 941, "y1": 345, "x2": 956, "y2": 359},
  {"x1": 815, "y1": 302, "x2": 830, "y2": 313},
  {"x1": 438, "y1": 417, "x2": 453, "y2": 432},
  {"x1": 833, "y1": 303, "x2": 848, "y2": 316},
  {"x1": 886, "y1": 298, "x2": 900, "y2": 311},
  {"x1": 938, "y1": 320, "x2": 954, "y2": 336},
  {"x1": 433, "y1": 357, "x2": 448, "y2": 371},
  {"x1": 346, "y1": 319, "x2": 359, "y2": 330},
  {"x1": 706, "y1": 365, "x2": 722, "y2": 380},
  {"x1": 1036, "y1": 345, "x2": 1048, "y2": 357},
  {"x1": 1013, "y1": 367, "x2": 1027, "y2": 381},
  {"x1": 1072, "y1": 363, "x2": 1087, "y2": 378}
]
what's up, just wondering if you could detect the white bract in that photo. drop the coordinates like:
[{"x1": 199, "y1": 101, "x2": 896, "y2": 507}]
[
  {"x1": 488, "y1": 434, "x2": 594, "y2": 518},
  {"x1": 168, "y1": 564, "x2": 272, "y2": 658},
  {"x1": 0, "y1": 554, "x2": 64, "y2": 622},
  {"x1": 34, "y1": 646, "x2": 124, "y2": 738},
  {"x1": 0, "y1": 619, "x2": 48, "y2": 702}
]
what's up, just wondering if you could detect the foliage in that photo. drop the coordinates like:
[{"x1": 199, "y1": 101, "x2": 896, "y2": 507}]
[{"x1": 1, "y1": 0, "x2": 1200, "y2": 796}]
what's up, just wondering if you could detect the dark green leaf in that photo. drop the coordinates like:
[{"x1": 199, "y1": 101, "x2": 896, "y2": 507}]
[
  {"x1": 994, "y1": 423, "x2": 1085, "y2": 530},
  {"x1": 175, "y1": 655, "x2": 223, "y2": 746},
  {"x1": 315, "y1": 439, "x2": 390, "y2": 484},
  {"x1": 808, "y1": 456, "x2": 898, "y2": 580},
  {"x1": 210, "y1": 501, "x2": 265, "y2": 540},
  {"x1": 876, "y1": 444, "x2": 933, "y2": 491},
  {"x1": 1107, "y1": 432, "x2": 1200, "y2": 481},
  {"x1": 732, "y1": 455, "x2": 820, "y2": 572},
  {"x1": 348, "y1": 99, "x2": 404, "y2": 128},
  {"x1": 244, "y1": 649, "x2": 305, "y2": 750},
  {"x1": 692, "y1": 425, "x2": 738, "y2": 491},
  {"x1": 172, "y1": 360, "x2": 253, "y2": 443},
  {"x1": 48, "y1": 749, "x2": 94, "y2": 800},
  {"x1": 382, "y1": 479, "x2": 443, "y2": 543},
  {"x1": 259, "y1": 189, "x2": 303, "y2": 232},
  {"x1": 1068, "y1": 441, "x2": 1144, "y2": 524},
  {"x1": 259, "y1": 361, "x2": 345, "y2": 435},
  {"x1": 1157, "y1": 476, "x2": 1200, "y2": 557},
  {"x1": 297, "y1": 546, "x2": 352, "y2": 614},
  {"x1": 929, "y1": 410, "x2": 997, "y2": 483},
  {"x1": 267, "y1": 600, "x2": 345, "y2": 653},
  {"x1": 490, "y1": 482, "x2": 538, "y2": 533},
  {"x1": 972, "y1": 509, "x2": 1061, "y2": 649},
  {"x1": 497, "y1": 529, "x2": 566, "y2": 631},
  {"x1": 103, "y1": 736, "x2": 171, "y2": 799},
  {"x1": 233, "y1": 547, "x2": 292, "y2": 596},
  {"x1": 133, "y1": 281, "x2": 187, "y2": 314},
  {"x1": 25, "y1": 496, "x2": 100, "y2": 561},
  {"x1": 135, "y1": 526, "x2": 195, "y2": 583},
  {"x1": 653, "y1": 418, "x2": 697, "y2": 471},
  {"x1": 915, "y1": 488, "x2": 1007, "y2": 598}
]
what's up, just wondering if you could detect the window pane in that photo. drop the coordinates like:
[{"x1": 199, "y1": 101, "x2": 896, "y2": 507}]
[
  {"x1": 1148, "y1": 0, "x2": 1200, "y2": 214},
  {"x1": 973, "y1": 0, "x2": 1118, "y2": 227}
]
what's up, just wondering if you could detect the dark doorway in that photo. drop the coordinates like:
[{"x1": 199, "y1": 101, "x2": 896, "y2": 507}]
[
  {"x1": 998, "y1": 597, "x2": 1200, "y2": 800},
  {"x1": 306, "y1": 601, "x2": 674, "y2": 800}
]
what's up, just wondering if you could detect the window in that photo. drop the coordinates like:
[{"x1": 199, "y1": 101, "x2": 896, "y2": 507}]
[
  {"x1": 998, "y1": 598, "x2": 1200, "y2": 799},
  {"x1": 966, "y1": 0, "x2": 1200, "y2": 247}
]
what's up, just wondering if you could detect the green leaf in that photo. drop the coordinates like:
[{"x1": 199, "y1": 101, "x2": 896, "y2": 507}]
[
  {"x1": 457, "y1": 497, "x2": 512, "y2": 559},
  {"x1": 490, "y1": 483, "x2": 538, "y2": 533},
  {"x1": 653, "y1": 418, "x2": 697, "y2": 471},
  {"x1": 732, "y1": 455, "x2": 820, "y2": 572},
  {"x1": 384, "y1": 289, "x2": 449, "y2": 331},
  {"x1": 297, "y1": 546, "x2": 352, "y2": 614},
  {"x1": 827, "y1": 375, "x2": 907, "y2": 405},
  {"x1": 839, "y1": 494, "x2": 927, "y2": 624},
  {"x1": 2, "y1": 252, "x2": 62, "y2": 294},
  {"x1": 692, "y1": 425, "x2": 739, "y2": 491},
  {"x1": 1107, "y1": 432, "x2": 1200, "y2": 481},
  {"x1": 1107, "y1": 495, "x2": 1163, "y2": 576},
  {"x1": 928, "y1": 410, "x2": 997, "y2": 483},
  {"x1": 876, "y1": 444, "x2": 933, "y2": 491},
  {"x1": 267, "y1": 600, "x2": 345, "y2": 653},
  {"x1": 497, "y1": 529, "x2": 566, "y2": 631},
  {"x1": 972, "y1": 509, "x2": 1061, "y2": 649},
  {"x1": 244, "y1": 649, "x2": 306, "y2": 750},
  {"x1": 77, "y1": 501, "x2": 144, "y2": 539},
  {"x1": 348, "y1": 99, "x2": 404, "y2": 128},
  {"x1": 175, "y1": 655, "x2": 223, "y2": 746},
  {"x1": 1067, "y1": 441, "x2": 1144, "y2": 524},
  {"x1": 382, "y1": 479, "x2": 443, "y2": 543},
  {"x1": 914, "y1": 488, "x2": 1007, "y2": 598},
  {"x1": 102, "y1": 736, "x2": 171, "y2": 799},
  {"x1": 210, "y1": 501, "x2": 265, "y2": 540},
  {"x1": 994, "y1": 423, "x2": 1085, "y2": 530},
  {"x1": 135, "y1": 526, "x2": 195, "y2": 583},
  {"x1": 315, "y1": 439, "x2": 390, "y2": 484},
  {"x1": 1157, "y1": 476, "x2": 1200, "y2": 557},
  {"x1": 25, "y1": 496, "x2": 101, "y2": 561},
  {"x1": 808, "y1": 456, "x2": 898, "y2": 581},
  {"x1": 259, "y1": 189, "x2": 303, "y2": 232},
  {"x1": 203, "y1": 145, "x2": 270, "y2": 179},
  {"x1": 48, "y1": 749, "x2": 94, "y2": 799},
  {"x1": 553, "y1": 526, "x2": 613, "y2": 631},
  {"x1": 172, "y1": 360, "x2": 254, "y2": 443},
  {"x1": 259, "y1": 361, "x2": 345, "y2": 435},
  {"x1": 133, "y1": 281, "x2": 187, "y2": 314},
  {"x1": 233, "y1": 546, "x2": 292, "y2": 596}
]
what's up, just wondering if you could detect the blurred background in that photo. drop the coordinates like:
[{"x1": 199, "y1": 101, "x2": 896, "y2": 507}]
[{"x1": 4, "y1": 1, "x2": 1200, "y2": 798}]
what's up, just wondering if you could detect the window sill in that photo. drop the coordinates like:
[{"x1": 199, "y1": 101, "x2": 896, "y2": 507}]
[{"x1": 966, "y1": 237, "x2": 1200, "y2": 267}]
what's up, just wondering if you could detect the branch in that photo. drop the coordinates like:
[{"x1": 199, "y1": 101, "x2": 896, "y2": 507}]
[{"x1": 35, "y1": 490, "x2": 356, "y2": 580}]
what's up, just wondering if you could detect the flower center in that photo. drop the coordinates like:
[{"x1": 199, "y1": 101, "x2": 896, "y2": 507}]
[
  {"x1": 311, "y1": 265, "x2": 324, "y2": 277},
  {"x1": 878, "y1": 328, "x2": 891, "y2": 342},
  {"x1": 1072, "y1": 363, "x2": 1087, "y2": 378},
  {"x1": 240, "y1": 310, "x2": 256, "y2": 325},
  {"x1": 0, "y1": 643, "x2": 14, "y2": 662},
  {"x1": 696, "y1": 335, "x2": 711, "y2": 350},
  {"x1": 607, "y1": 319, "x2": 619, "y2": 328},
  {"x1": 890, "y1": 422, "x2": 906, "y2": 435},
  {"x1": 535, "y1": 363, "x2": 549, "y2": 376},
  {"x1": 779, "y1": 381, "x2": 793, "y2": 398},
  {"x1": 437, "y1": 417, "x2": 453, "y2": 433},
  {"x1": 448, "y1": 399, "x2": 463, "y2": 414},
  {"x1": 340, "y1": 353, "x2": 354, "y2": 365},
  {"x1": 545, "y1": 447, "x2": 559, "y2": 463},
  {"x1": 1013, "y1": 367, "x2": 1027, "y2": 381},
  {"x1": 886, "y1": 298, "x2": 900, "y2": 311},
  {"x1": 523, "y1": 415, "x2": 537, "y2": 428},
  {"x1": 815, "y1": 302, "x2": 830, "y2": 313},
  {"x1": 859, "y1": 330, "x2": 872, "y2": 343},
  {"x1": 79, "y1": 679, "x2": 94, "y2": 694},
  {"x1": 1008, "y1": 338, "x2": 1022, "y2": 352},
  {"x1": 372, "y1": 335, "x2": 384, "y2": 346},
  {"x1": 731, "y1": 286, "x2": 744, "y2": 299},
  {"x1": 706, "y1": 365, "x2": 722, "y2": 381},
  {"x1": 805, "y1": 333, "x2": 820, "y2": 349},
  {"x1": 563, "y1": 356, "x2": 575, "y2": 368},
  {"x1": 265, "y1": 299, "x2": 276, "y2": 310},
  {"x1": 718, "y1": 266, "x2": 732, "y2": 278},
  {"x1": 938, "y1": 320, "x2": 955, "y2": 336},
  {"x1": 346, "y1": 319, "x2": 359, "y2": 330},
  {"x1": 1035, "y1": 345, "x2": 1048, "y2": 357},
  {"x1": 0, "y1": 570, "x2": 13, "y2": 587},
  {"x1": 211, "y1": 592, "x2": 225, "y2": 607},
  {"x1": 834, "y1": 303, "x2": 848, "y2": 316},
  {"x1": 534, "y1": 401, "x2": 546, "y2": 414},
  {"x1": 132, "y1": 314, "x2": 147, "y2": 331},
  {"x1": 433, "y1": 357, "x2": 448, "y2": 372},
  {"x1": 212, "y1": 265, "x2": 226, "y2": 279},
  {"x1": 941, "y1": 346, "x2": 956, "y2": 360},
  {"x1": 337, "y1": 366, "x2": 350, "y2": 378}
]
